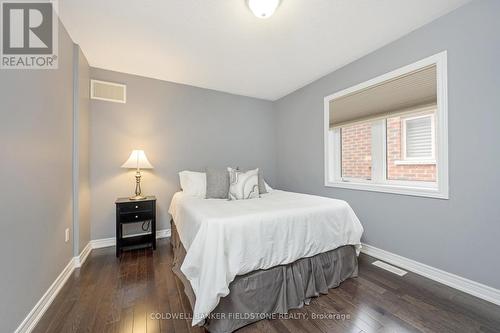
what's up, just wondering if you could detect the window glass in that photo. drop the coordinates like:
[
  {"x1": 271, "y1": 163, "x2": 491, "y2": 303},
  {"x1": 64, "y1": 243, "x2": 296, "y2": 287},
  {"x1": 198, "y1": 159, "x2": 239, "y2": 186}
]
[
  {"x1": 341, "y1": 122, "x2": 372, "y2": 180},
  {"x1": 386, "y1": 114, "x2": 436, "y2": 182},
  {"x1": 405, "y1": 115, "x2": 433, "y2": 159}
]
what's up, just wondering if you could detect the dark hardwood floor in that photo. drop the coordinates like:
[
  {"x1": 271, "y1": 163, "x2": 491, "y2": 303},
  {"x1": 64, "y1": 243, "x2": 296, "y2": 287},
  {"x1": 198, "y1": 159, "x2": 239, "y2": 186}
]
[{"x1": 34, "y1": 239, "x2": 500, "y2": 333}]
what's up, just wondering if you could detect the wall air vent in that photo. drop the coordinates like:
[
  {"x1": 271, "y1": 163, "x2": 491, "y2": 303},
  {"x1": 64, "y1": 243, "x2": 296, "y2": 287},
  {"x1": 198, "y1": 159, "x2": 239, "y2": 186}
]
[{"x1": 90, "y1": 79, "x2": 126, "y2": 103}]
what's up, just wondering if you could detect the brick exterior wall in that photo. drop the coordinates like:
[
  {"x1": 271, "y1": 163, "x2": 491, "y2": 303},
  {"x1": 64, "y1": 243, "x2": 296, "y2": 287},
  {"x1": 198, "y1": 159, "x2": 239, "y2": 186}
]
[
  {"x1": 341, "y1": 122, "x2": 371, "y2": 179},
  {"x1": 340, "y1": 118, "x2": 436, "y2": 182}
]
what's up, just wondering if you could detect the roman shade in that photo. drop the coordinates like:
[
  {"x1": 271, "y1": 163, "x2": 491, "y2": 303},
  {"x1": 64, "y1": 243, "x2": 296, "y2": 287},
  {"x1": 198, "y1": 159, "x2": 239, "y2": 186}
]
[{"x1": 329, "y1": 65, "x2": 437, "y2": 127}]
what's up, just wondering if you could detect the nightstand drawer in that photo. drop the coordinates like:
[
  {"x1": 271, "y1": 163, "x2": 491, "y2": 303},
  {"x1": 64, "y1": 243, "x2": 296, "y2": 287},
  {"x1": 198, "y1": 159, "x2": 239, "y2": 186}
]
[
  {"x1": 120, "y1": 211, "x2": 153, "y2": 223},
  {"x1": 119, "y1": 201, "x2": 153, "y2": 213}
]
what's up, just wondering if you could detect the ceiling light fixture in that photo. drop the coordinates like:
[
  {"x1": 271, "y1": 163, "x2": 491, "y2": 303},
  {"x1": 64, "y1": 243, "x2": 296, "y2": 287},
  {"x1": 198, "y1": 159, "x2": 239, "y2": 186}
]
[{"x1": 247, "y1": 0, "x2": 280, "y2": 19}]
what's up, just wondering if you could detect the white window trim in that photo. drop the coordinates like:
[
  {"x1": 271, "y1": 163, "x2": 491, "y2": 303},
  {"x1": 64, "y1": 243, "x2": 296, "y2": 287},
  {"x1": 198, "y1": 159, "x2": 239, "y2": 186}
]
[
  {"x1": 324, "y1": 51, "x2": 449, "y2": 199},
  {"x1": 401, "y1": 111, "x2": 436, "y2": 163}
]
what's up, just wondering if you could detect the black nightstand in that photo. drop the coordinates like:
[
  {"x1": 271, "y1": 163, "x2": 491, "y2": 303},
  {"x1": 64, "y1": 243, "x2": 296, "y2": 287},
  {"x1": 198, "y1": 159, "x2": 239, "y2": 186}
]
[{"x1": 115, "y1": 196, "x2": 156, "y2": 257}]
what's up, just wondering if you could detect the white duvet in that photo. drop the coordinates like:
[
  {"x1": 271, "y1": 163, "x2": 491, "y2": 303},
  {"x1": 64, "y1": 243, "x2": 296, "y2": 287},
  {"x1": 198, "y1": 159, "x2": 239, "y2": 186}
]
[{"x1": 168, "y1": 190, "x2": 363, "y2": 326}]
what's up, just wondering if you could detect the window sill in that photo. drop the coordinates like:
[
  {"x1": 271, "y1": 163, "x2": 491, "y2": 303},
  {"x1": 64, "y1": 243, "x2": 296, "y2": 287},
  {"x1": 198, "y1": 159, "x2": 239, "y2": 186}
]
[
  {"x1": 325, "y1": 180, "x2": 448, "y2": 199},
  {"x1": 394, "y1": 160, "x2": 436, "y2": 165}
]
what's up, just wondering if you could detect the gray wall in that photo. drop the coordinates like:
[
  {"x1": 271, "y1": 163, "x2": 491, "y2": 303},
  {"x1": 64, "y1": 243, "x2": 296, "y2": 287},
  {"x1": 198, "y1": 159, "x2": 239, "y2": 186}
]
[
  {"x1": 90, "y1": 68, "x2": 276, "y2": 239},
  {"x1": 0, "y1": 24, "x2": 75, "y2": 332},
  {"x1": 274, "y1": 0, "x2": 500, "y2": 289},
  {"x1": 73, "y1": 45, "x2": 91, "y2": 255}
]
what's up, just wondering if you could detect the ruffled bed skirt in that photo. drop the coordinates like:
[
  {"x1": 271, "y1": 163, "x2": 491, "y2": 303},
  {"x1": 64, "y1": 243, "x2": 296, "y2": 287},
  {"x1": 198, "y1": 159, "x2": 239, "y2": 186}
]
[{"x1": 171, "y1": 222, "x2": 358, "y2": 333}]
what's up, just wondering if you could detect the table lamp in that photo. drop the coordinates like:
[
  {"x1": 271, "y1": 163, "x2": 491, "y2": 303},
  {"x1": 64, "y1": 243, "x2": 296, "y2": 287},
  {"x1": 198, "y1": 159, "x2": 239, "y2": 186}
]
[{"x1": 121, "y1": 150, "x2": 154, "y2": 200}]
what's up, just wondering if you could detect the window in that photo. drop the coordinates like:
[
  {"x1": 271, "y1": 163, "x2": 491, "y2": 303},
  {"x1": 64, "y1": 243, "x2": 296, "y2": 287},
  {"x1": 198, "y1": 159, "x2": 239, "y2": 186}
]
[
  {"x1": 341, "y1": 122, "x2": 372, "y2": 181},
  {"x1": 387, "y1": 109, "x2": 436, "y2": 182},
  {"x1": 324, "y1": 52, "x2": 448, "y2": 199},
  {"x1": 401, "y1": 113, "x2": 435, "y2": 162}
]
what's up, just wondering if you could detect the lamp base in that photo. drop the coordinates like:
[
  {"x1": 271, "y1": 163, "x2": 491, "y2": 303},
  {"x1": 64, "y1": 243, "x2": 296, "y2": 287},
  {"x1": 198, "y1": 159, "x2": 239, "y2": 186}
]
[
  {"x1": 129, "y1": 194, "x2": 146, "y2": 201},
  {"x1": 129, "y1": 170, "x2": 146, "y2": 200}
]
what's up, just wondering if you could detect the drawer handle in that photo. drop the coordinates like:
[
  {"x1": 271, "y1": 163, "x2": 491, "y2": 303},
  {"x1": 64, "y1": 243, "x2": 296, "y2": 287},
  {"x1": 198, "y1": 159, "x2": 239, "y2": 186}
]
[
  {"x1": 135, "y1": 205, "x2": 139, "y2": 209},
  {"x1": 135, "y1": 215, "x2": 138, "y2": 219}
]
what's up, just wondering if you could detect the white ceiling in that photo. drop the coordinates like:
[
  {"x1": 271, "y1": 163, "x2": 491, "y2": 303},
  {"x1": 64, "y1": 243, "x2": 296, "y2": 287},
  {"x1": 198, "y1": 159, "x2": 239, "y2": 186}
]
[{"x1": 60, "y1": 0, "x2": 470, "y2": 101}]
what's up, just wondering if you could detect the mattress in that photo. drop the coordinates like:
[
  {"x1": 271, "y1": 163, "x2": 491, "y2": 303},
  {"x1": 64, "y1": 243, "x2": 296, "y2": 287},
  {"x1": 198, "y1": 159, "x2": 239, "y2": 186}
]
[{"x1": 168, "y1": 190, "x2": 364, "y2": 326}]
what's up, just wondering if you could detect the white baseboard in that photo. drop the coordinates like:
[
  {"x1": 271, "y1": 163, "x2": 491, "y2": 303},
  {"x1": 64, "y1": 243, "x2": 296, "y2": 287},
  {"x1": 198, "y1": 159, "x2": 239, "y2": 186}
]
[
  {"x1": 91, "y1": 229, "x2": 171, "y2": 249},
  {"x1": 156, "y1": 229, "x2": 171, "y2": 239},
  {"x1": 90, "y1": 237, "x2": 115, "y2": 249},
  {"x1": 14, "y1": 257, "x2": 76, "y2": 333},
  {"x1": 74, "y1": 242, "x2": 92, "y2": 268},
  {"x1": 361, "y1": 243, "x2": 500, "y2": 306}
]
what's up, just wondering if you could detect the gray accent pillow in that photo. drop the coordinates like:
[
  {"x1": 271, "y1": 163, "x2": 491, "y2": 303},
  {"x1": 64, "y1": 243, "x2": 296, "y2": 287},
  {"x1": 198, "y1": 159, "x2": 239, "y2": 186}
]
[{"x1": 205, "y1": 168, "x2": 230, "y2": 199}]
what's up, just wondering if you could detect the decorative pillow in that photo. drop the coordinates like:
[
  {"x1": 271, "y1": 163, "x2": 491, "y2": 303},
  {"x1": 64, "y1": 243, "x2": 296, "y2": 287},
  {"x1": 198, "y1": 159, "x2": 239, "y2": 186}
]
[
  {"x1": 227, "y1": 168, "x2": 260, "y2": 200},
  {"x1": 232, "y1": 167, "x2": 267, "y2": 194},
  {"x1": 179, "y1": 171, "x2": 206, "y2": 197},
  {"x1": 264, "y1": 181, "x2": 273, "y2": 192},
  {"x1": 257, "y1": 172, "x2": 267, "y2": 194},
  {"x1": 205, "y1": 168, "x2": 230, "y2": 199}
]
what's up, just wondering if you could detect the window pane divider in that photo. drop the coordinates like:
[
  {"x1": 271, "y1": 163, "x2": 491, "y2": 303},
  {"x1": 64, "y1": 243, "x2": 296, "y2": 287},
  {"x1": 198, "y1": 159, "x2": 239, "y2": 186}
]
[
  {"x1": 371, "y1": 119, "x2": 386, "y2": 183},
  {"x1": 331, "y1": 128, "x2": 341, "y2": 182}
]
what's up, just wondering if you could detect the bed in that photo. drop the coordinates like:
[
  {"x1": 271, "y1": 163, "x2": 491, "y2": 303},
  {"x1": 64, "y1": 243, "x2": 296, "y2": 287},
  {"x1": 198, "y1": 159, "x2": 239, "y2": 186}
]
[{"x1": 168, "y1": 189, "x2": 364, "y2": 333}]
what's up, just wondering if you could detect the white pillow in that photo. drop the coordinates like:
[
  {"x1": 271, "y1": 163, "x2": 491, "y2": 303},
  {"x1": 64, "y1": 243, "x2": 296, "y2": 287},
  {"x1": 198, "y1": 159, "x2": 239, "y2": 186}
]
[
  {"x1": 264, "y1": 181, "x2": 273, "y2": 192},
  {"x1": 227, "y1": 167, "x2": 260, "y2": 200},
  {"x1": 179, "y1": 171, "x2": 206, "y2": 197}
]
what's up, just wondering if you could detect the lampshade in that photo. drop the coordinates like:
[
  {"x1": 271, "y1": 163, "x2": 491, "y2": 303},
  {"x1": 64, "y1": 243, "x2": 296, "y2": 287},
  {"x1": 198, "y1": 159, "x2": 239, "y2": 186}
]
[{"x1": 121, "y1": 150, "x2": 153, "y2": 169}]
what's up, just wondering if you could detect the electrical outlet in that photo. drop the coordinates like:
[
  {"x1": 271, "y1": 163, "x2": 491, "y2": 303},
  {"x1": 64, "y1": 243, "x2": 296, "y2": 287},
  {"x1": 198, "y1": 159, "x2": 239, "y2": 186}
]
[{"x1": 65, "y1": 228, "x2": 70, "y2": 243}]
